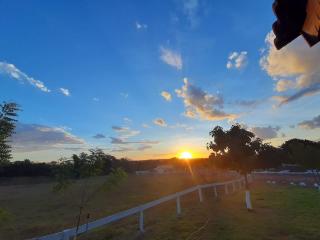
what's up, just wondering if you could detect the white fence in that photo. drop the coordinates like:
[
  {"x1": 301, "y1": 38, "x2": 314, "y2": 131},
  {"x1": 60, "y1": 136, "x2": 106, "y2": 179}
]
[{"x1": 32, "y1": 177, "x2": 247, "y2": 240}]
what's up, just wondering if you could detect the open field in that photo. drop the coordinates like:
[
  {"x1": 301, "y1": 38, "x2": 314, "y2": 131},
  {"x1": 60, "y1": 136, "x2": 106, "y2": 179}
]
[
  {"x1": 1, "y1": 173, "x2": 320, "y2": 240},
  {"x1": 0, "y1": 172, "x2": 231, "y2": 239}
]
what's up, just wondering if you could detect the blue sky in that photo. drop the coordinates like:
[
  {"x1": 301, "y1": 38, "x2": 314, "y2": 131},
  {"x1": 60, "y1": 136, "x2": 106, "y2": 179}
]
[{"x1": 1, "y1": 0, "x2": 320, "y2": 161}]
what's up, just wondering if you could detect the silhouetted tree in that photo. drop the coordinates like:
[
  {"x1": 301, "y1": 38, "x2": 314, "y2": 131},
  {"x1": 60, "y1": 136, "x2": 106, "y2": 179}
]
[
  {"x1": 207, "y1": 124, "x2": 262, "y2": 210},
  {"x1": 256, "y1": 143, "x2": 286, "y2": 170},
  {"x1": 0, "y1": 102, "x2": 20, "y2": 165},
  {"x1": 281, "y1": 139, "x2": 320, "y2": 184}
]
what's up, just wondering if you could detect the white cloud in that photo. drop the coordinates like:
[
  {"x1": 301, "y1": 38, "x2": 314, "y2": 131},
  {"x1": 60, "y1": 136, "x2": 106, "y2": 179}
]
[
  {"x1": 182, "y1": 0, "x2": 200, "y2": 27},
  {"x1": 161, "y1": 91, "x2": 172, "y2": 101},
  {"x1": 153, "y1": 118, "x2": 167, "y2": 127},
  {"x1": 0, "y1": 61, "x2": 50, "y2": 92},
  {"x1": 137, "y1": 145, "x2": 152, "y2": 151},
  {"x1": 142, "y1": 123, "x2": 150, "y2": 128},
  {"x1": 175, "y1": 78, "x2": 237, "y2": 121},
  {"x1": 110, "y1": 137, "x2": 159, "y2": 145},
  {"x1": 111, "y1": 144, "x2": 153, "y2": 153},
  {"x1": 160, "y1": 47, "x2": 183, "y2": 70},
  {"x1": 250, "y1": 126, "x2": 281, "y2": 139},
  {"x1": 59, "y1": 88, "x2": 70, "y2": 96},
  {"x1": 275, "y1": 79, "x2": 297, "y2": 92},
  {"x1": 120, "y1": 92, "x2": 129, "y2": 98},
  {"x1": 298, "y1": 115, "x2": 320, "y2": 129},
  {"x1": 169, "y1": 123, "x2": 194, "y2": 131},
  {"x1": 135, "y1": 21, "x2": 147, "y2": 30},
  {"x1": 123, "y1": 117, "x2": 132, "y2": 122},
  {"x1": 112, "y1": 126, "x2": 140, "y2": 139},
  {"x1": 260, "y1": 32, "x2": 320, "y2": 105},
  {"x1": 111, "y1": 146, "x2": 134, "y2": 153},
  {"x1": 226, "y1": 51, "x2": 248, "y2": 69},
  {"x1": 11, "y1": 123, "x2": 84, "y2": 152}
]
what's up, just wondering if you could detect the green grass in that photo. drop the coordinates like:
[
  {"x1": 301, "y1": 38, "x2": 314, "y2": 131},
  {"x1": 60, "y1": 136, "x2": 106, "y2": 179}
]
[
  {"x1": 78, "y1": 184, "x2": 320, "y2": 240},
  {"x1": 1, "y1": 174, "x2": 320, "y2": 240}
]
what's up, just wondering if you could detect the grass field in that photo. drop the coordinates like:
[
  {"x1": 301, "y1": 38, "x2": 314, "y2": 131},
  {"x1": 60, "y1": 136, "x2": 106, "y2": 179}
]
[{"x1": 1, "y1": 173, "x2": 320, "y2": 240}]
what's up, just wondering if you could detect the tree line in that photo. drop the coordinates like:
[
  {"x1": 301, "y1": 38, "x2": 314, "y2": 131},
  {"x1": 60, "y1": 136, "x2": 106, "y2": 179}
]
[{"x1": 207, "y1": 124, "x2": 320, "y2": 210}]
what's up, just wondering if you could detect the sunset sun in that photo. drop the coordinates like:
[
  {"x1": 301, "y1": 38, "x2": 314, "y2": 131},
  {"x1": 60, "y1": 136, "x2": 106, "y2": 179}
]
[{"x1": 179, "y1": 151, "x2": 193, "y2": 160}]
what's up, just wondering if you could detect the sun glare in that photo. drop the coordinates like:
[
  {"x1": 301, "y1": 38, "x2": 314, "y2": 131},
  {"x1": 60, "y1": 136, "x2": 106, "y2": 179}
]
[{"x1": 179, "y1": 151, "x2": 193, "y2": 159}]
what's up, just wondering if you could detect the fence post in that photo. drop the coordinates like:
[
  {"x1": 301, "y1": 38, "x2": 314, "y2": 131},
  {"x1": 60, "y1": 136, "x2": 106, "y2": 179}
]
[
  {"x1": 232, "y1": 182, "x2": 235, "y2": 192},
  {"x1": 139, "y1": 211, "x2": 144, "y2": 233},
  {"x1": 213, "y1": 186, "x2": 218, "y2": 198},
  {"x1": 198, "y1": 187, "x2": 203, "y2": 202},
  {"x1": 225, "y1": 184, "x2": 229, "y2": 195},
  {"x1": 176, "y1": 196, "x2": 181, "y2": 215}
]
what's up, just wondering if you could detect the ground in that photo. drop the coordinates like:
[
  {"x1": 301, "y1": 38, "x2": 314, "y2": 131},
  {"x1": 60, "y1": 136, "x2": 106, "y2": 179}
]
[{"x1": 0, "y1": 173, "x2": 320, "y2": 240}]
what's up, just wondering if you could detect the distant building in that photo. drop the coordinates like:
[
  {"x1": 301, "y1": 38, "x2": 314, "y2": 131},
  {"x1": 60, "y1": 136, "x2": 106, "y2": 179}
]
[
  {"x1": 135, "y1": 170, "x2": 151, "y2": 175},
  {"x1": 154, "y1": 164, "x2": 174, "y2": 174}
]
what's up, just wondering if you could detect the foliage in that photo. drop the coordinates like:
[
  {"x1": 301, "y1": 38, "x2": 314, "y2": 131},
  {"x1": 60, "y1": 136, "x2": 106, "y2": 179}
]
[
  {"x1": 0, "y1": 208, "x2": 14, "y2": 229},
  {"x1": 281, "y1": 139, "x2": 320, "y2": 170},
  {"x1": 52, "y1": 149, "x2": 127, "y2": 238},
  {"x1": 0, "y1": 102, "x2": 20, "y2": 165},
  {"x1": 255, "y1": 143, "x2": 286, "y2": 170},
  {"x1": 207, "y1": 124, "x2": 262, "y2": 175}
]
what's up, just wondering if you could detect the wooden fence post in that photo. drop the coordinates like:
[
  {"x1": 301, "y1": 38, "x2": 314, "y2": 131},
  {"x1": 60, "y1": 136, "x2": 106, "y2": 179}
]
[
  {"x1": 176, "y1": 196, "x2": 181, "y2": 215},
  {"x1": 198, "y1": 187, "x2": 203, "y2": 202},
  {"x1": 213, "y1": 186, "x2": 218, "y2": 198},
  {"x1": 225, "y1": 184, "x2": 229, "y2": 195},
  {"x1": 232, "y1": 182, "x2": 235, "y2": 192},
  {"x1": 139, "y1": 211, "x2": 144, "y2": 233}
]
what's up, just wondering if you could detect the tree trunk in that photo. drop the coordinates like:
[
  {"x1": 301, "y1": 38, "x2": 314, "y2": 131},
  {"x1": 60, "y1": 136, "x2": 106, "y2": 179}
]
[
  {"x1": 244, "y1": 173, "x2": 253, "y2": 210},
  {"x1": 73, "y1": 206, "x2": 83, "y2": 240}
]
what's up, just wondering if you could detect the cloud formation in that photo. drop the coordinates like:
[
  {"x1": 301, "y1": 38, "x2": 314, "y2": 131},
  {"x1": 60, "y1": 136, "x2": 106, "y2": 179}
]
[
  {"x1": 120, "y1": 93, "x2": 129, "y2": 98},
  {"x1": 234, "y1": 99, "x2": 262, "y2": 108},
  {"x1": 153, "y1": 118, "x2": 167, "y2": 127},
  {"x1": 160, "y1": 47, "x2": 183, "y2": 70},
  {"x1": 110, "y1": 137, "x2": 159, "y2": 145},
  {"x1": 93, "y1": 133, "x2": 106, "y2": 139},
  {"x1": 226, "y1": 51, "x2": 248, "y2": 69},
  {"x1": 112, "y1": 126, "x2": 140, "y2": 138},
  {"x1": 298, "y1": 115, "x2": 320, "y2": 129},
  {"x1": 161, "y1": 91, "x2": 172, "y2": 101},
  {"x1": 111, "y1": 144, "x2": 153, "y2": 153},
  {"x1": 111, "y1": 147, "x2": 133, "y2": 153},
  {"x1": 175, "y1": 78, "x2": 237, "y2": 121},
  {"x1": 137, "y1": 145, "x2": 152, "y2": 151},
  {"x1": 250, "y1": 126, "x2": 281, "y2": 139},
  {"x1": 182, "y1": 0, "x2": 200, "y2": 27},
  {"x1": 59, "y1": 88, "x2": 70, "y2": 96},
  {"x1": 0, "y1": 61, "x2": 50, "y2": 92},
  {"x1": 260, "y1": 32, "x2": 320, "y2": 105},
  {"x1": 11, "y1": 123, "x2": 84, "y2": 152},
  {"x1": 136, "y1": 21, "x2": 147, "y2": 30}
]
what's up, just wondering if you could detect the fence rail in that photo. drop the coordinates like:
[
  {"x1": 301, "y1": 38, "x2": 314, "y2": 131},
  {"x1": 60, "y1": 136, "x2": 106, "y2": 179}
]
[{"x1": 32, "y1": 177, "x2": 247, "y2": 240}]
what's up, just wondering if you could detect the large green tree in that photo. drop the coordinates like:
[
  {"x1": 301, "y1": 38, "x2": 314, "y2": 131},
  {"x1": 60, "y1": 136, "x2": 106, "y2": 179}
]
[
  {"x1": 207, "y1": 124, "x2": 262, "y2": 210},
  {"x1": 0, "y1": 102, "x2": 20, "y2": 165}
]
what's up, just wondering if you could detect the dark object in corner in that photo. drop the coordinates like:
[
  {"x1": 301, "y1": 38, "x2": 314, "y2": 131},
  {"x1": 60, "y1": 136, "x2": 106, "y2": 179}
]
[{"x1": 272, "y1": 0, "x2": 320, "y2": 49}]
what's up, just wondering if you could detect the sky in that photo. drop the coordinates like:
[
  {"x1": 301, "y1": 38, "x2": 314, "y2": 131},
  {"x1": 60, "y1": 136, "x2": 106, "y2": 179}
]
[{"x1": 1, "y1": 0, "x2": 320, "y2": 162}]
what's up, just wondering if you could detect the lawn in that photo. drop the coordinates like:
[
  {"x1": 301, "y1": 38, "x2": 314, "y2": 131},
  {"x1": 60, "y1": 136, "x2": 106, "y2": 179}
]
[{"x1": 0, "y1": 173, "x2": 320, "y2": 240}]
